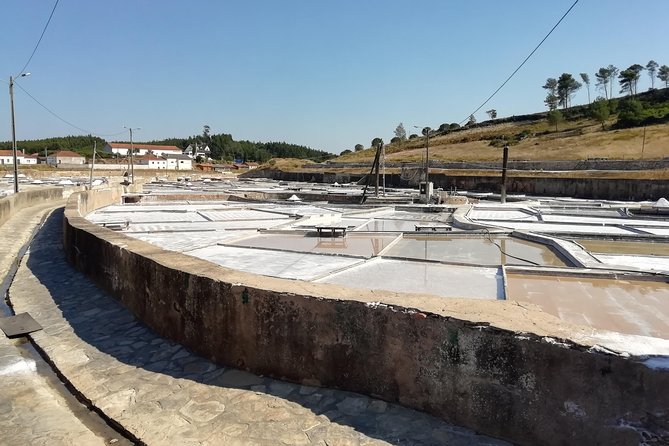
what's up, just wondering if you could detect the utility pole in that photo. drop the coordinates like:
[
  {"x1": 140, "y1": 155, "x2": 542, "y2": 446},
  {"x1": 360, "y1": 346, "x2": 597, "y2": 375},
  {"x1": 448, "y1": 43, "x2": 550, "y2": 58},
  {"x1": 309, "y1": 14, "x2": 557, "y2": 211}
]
[
  {"x1": 375, "y1": 149, "x2": 380, "y2": 197},
  {"x1": 501, "y1": 144, "x2": 509, "y2": 204},
  {"x1": 9, "y1": 76, "x2": 19, "y2": 193},
  {"x1": 129, "y1": 129, "x2": 135, "y2": 184},
  {"x1": 89, "y1": 141, "x2": 97, "y2": 189},
  {"x1": 124, "y1": 127, "x2": 140, "y2": 184},
  {"x1": 374, "y1": 141, "x2": 383, "y2": 197},
  {"x1": 381, "y1": 142, "x2": 386, "y2": 196},
  {"x1": 424, "y1": 128, "x2": 430, "y2": 186},
  {"x1": 413, "y1": 125, "x2": 432, "y2": 202},
  {"x1": 360, "y1": 140, "x2": 383, "y2": 204},
  {"x1": 9, "y1": 73, "x2": 30, "y2": 194}
]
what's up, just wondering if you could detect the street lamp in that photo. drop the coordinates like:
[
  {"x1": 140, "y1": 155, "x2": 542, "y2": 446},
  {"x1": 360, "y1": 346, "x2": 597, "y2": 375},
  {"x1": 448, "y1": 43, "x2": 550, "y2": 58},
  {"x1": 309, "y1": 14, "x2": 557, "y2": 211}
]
[
  {"x1": 413, "y1": 125, "x2": 431, "y2": 185},
  {"x1": 413, "y1": 125, "x2": 432, "y2": 201},
  {"x1": 123, "y1": 126, "x2": 141, "y2": 184},
  {"x1": 9, "y1": 72, "x2": 30, "y2": 193}
]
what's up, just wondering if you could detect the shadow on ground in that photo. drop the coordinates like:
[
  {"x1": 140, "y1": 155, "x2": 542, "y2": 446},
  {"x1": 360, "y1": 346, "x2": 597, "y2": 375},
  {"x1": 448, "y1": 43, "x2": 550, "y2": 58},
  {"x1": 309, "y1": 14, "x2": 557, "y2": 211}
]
[{"x1": 25, "y1": 208, "x2": 507, "y2": 446}]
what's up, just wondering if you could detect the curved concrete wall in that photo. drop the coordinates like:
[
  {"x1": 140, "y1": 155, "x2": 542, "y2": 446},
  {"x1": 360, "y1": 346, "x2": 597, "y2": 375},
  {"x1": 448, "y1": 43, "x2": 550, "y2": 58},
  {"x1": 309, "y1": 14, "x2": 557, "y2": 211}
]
[
  {"x1": 63, "y1": 188, "x2": 669, "y2": 446},
  {"x1": 0, "y1": 187, "x2": 66, "y2": 227}
]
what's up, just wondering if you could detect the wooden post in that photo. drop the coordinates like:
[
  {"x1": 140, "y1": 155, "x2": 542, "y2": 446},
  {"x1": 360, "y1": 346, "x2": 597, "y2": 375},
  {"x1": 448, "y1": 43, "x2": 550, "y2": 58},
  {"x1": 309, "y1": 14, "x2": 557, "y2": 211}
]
[{"x1": 501, "y1": 144, "x2": 509, "y2": 204}]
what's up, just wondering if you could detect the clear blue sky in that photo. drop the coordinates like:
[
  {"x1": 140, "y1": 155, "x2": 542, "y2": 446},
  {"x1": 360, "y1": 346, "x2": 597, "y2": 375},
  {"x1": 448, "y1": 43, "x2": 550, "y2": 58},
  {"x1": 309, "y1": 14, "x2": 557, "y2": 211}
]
[{"x1": 1, "y1": 0, "x2": 667, "y2": 154}]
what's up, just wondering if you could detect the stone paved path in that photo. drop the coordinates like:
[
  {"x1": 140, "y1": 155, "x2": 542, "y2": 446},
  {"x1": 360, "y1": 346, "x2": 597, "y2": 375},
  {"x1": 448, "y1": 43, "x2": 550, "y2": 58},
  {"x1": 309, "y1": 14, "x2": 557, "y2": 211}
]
[
  {"x1": 0, "y1": 336, "x2": 111, "y2": 446},
  {"x1": 8, "y1": 207, "x2": 511, "y2": 446},
  {"x1": 1, "y1": 200, "x2": 120, "y2": 446},
  {"x1": 0, "y1": 199, "x2": 65, "y2": 276}
]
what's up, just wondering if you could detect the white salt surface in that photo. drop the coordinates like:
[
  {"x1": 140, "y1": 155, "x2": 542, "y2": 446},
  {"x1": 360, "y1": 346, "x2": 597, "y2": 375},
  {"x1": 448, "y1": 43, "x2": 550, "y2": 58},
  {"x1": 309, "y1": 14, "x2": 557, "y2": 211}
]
[
  {"x1": 541, "y1": 214, "x2": 669, "y2": 227},
  {"x1": 131, "y1": 231, "x2": 254, "y2": 253},
  {"x1": 197, "y1": 209, "x2": 286, "y2": 221},
  {"x1": 582, "y1": 331, "x2": 669, "y2": 357},
  {"x1": 594, "y1": 254, "x2": 669, "y2": 272},
  {"x1": 640, "y1": 228, "x2": 669, "y2": 236},
  {"x1": 654, "y1": 198, "x2": 669, "y2": 208},
  {"x1": 317, "y1": 258, "x2": 503, "y2": 300},
  {"x1": 125, "y1": 219, "x2": 293, "y2": 233},
  {"x1": 88, "y1": 210, "x2": 208, "y2": 224},
  {"x1": 483, "y1": 221, "x2": 635, "y2": 235},
  {"x1": 186, "y1": 245, "x2": 363, "y2": 281},
  {"x1": 468, "y1": 209, "x2": 538, "y2": 221}
]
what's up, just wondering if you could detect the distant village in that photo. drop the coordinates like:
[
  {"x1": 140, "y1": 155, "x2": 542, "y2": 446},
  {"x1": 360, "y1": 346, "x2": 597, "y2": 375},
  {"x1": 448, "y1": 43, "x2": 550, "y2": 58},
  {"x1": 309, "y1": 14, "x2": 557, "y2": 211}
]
[{"x1": 0, "y1": 142, "x2": 260, "y2": 172}]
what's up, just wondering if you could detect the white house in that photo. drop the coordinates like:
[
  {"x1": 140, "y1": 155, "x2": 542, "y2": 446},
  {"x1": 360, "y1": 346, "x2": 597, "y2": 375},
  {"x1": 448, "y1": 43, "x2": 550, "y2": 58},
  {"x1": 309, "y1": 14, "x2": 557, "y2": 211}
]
[
  {"x1": 163, "y1": 154, "x2": 193, "y2": 170},
  {"x1": 22, "y1": 153, "x2": 38, "y2": 165},
  {"x1": 0, "y1": 150, "x2": 23, "y2": 165},
  {"x1": 104, "y1": 142, "x2": 183, "y2": 157},
  {"x1": 47, "y1": 150, "x2": 86, "y2": 166},
  {"x1": 184, "y1": 143, "x2": 211, "y2": 159},
  {"x1": 137, "y1": 154, "x2": 167, "y2": 169}
]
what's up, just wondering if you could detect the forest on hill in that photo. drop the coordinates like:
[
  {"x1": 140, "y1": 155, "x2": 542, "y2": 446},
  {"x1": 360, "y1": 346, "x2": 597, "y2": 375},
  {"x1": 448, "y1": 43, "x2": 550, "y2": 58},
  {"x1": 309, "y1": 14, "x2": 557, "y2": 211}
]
[
  {"x1": 0, "y1": 128, "x2": 333, "y2": 163},
  {"x1": 149, "y1": 127, "x2": 333, "y2": 163},
  {"x1": 0, "y1": 135, "x2": 105, "y2": 158}
]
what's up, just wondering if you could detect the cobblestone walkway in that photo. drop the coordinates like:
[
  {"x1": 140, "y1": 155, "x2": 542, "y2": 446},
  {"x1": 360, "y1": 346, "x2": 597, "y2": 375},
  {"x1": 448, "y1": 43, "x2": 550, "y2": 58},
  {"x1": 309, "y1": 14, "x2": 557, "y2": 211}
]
[
  {"x1": 0, "y1": 199, "x2": 65, "y2": 277},
  {"x1": 1, "y1": 200, "x2": 116, "y2": 446},
  {"x1": 8, "y1": 208, "x2": 510, "y2": 446}
]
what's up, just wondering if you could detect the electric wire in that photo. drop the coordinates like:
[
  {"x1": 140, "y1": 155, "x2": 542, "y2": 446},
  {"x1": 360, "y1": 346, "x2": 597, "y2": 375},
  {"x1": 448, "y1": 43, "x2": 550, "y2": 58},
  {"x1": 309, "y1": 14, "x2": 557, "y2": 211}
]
[
  {"x1": 9, "y1": 0, "x2": 126, "y2": 141},
  {"x1": 459, "y1": 0, "x2": 580, "y2": 125},
  {"x1": 16, "y1": 0, "x2": 60, "y2": 77},
  {"x1": 14, "y1": 83, "x2": 127, "y2": 138},
  {"x1": 482, "y1": 228, "x2": 540, "y2": 266}
]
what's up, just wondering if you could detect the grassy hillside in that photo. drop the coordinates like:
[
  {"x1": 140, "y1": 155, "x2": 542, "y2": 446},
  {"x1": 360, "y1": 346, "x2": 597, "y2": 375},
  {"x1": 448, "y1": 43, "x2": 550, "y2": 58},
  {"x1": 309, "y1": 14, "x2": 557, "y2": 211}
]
[
  {"x1": 337, "y1": 120, "x2": 668, "y2": 163},
  {"x1": 337, "y1": 88, "x2": 669, "y2": 163}
]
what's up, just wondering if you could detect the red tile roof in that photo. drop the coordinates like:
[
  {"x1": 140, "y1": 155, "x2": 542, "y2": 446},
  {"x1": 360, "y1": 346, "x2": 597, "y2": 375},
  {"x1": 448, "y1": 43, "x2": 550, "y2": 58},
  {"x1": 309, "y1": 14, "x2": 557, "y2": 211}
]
[
  {"x1": 0, "y1": 150, "x2": 18, "y2": 157},
  {"x1": 108, "y1": 143, "x2": 182, "y2": 152},
  {"x1": 139, "y1": 154, "x2": 166, "y2": 161}
]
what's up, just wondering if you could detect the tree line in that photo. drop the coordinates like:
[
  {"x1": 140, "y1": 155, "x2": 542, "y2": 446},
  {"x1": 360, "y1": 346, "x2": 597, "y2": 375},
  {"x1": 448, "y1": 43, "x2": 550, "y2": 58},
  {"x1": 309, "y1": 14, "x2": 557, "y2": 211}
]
[
  {"x1": 149, "y1": 126, "x2": 334, "y2": 163},
  {"x1": 341, "y1": 121, "x2": 467, "y2": 155},
  {"x1": 543, "y1": 60, "x2": 668, "y2": 111},
  {"x1": 0, "y1": 128, "x2": 334, "y2": 163},
  {"x1": 0, "y1": 134, "x2": 106, "y2": 157},
  {"x1": 542, "y1": 60, "x2": 669, "y2": 131}
]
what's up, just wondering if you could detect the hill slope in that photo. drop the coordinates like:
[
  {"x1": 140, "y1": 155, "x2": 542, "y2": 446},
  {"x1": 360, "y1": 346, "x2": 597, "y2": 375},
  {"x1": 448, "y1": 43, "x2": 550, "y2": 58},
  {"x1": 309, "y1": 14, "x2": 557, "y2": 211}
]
[
  {"x1": 337, "y1": 88, "x2": 669, "y2": 163},
  {"x1": 337, "y1": 121, "x2": 669, "y2": 163}
]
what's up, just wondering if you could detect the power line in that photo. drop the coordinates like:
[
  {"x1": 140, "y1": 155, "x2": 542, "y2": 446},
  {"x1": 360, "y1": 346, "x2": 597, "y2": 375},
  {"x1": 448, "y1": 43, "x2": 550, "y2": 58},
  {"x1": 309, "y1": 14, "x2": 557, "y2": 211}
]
[
  {"x1": 14, "y1": 83, "x2": 127, "y2": 138},
  {"x1": 16, "y1": 0, "x2": 60, "y2": 77},
  {"x1": 459, "y1": 0, "x2": 579, "y2": 125},
  {"x1": 483, "y1": 229, "x2": 540, "y2": 266}
]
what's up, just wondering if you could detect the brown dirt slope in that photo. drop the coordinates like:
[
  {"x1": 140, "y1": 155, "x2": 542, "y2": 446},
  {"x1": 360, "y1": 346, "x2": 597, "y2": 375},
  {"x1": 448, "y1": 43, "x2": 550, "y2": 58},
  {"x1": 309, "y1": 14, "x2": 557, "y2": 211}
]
[{"x1": 337, "y1": 119, "x2": 669, "y2": 163}]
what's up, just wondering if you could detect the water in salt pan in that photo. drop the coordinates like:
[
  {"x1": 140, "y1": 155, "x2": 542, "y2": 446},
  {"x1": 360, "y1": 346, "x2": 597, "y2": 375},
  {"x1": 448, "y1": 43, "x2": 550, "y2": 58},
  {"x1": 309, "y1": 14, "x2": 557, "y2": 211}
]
[{"x1": 384, "y1": 235, "x2": 568, "y2": 267}]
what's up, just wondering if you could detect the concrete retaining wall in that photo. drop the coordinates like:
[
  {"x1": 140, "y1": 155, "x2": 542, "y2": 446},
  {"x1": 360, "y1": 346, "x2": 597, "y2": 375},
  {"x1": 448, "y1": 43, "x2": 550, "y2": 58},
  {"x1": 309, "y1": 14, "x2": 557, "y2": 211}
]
[
  {"x1": 246, "y1": 170, "x2": 669, "y2": 201},
  {"x1": 314, "y1": 159, "x2": 669, "y2": 171},
  {"x1": 0, "y1": 188, "x2": 65, "y2": 227},
  {"x1": 430, "y1": 174, "x2": 669, "y2": 201},
  {"x1": 63, "y1": 188, "x2": 669, "y2": 445}
]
